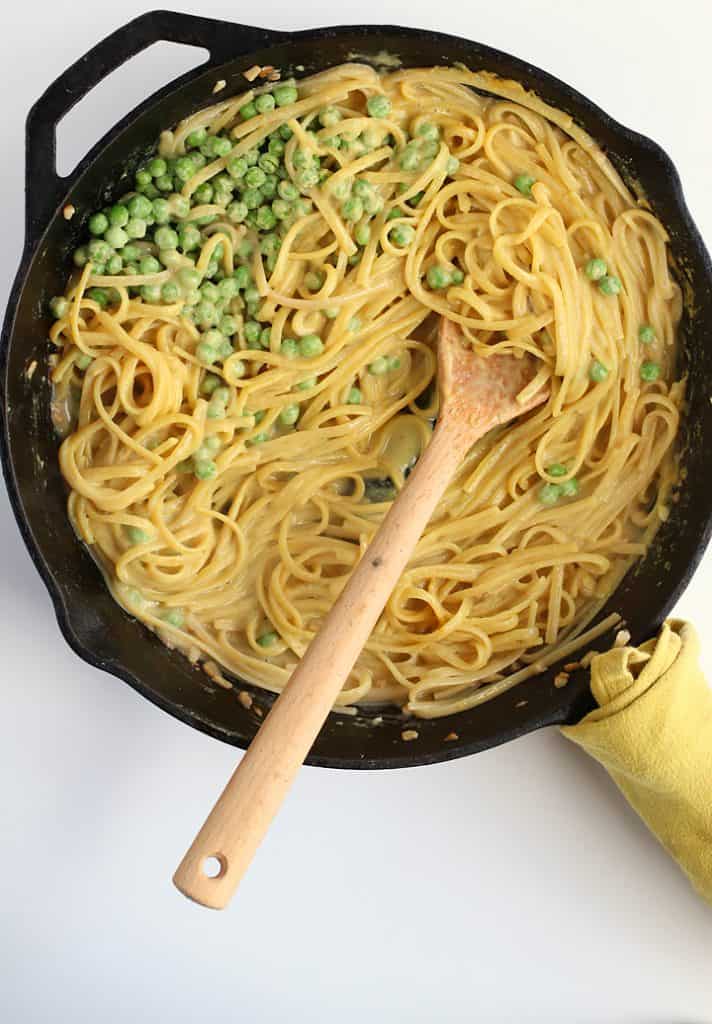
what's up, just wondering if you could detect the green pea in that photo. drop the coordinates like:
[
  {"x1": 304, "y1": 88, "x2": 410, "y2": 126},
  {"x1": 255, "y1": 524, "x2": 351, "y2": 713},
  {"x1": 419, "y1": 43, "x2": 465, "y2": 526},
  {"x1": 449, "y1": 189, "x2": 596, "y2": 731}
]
[
  {"x1": 256, "y1": 205, "x2": 277, "y2": 230},
  {"x1": 244, "y1": 321, "x2": 262, "y2": 345},
  {"x1": 390, "y1": 223, "x2": 415, "y2": 247},
  {"x1": 304, "y1": 270, "x2": 325, "y2": 292},
  {"x1": 280, "y1": 338, "x2": 299, "y2": 358},
  {"x1": 226, "y1": 157, "x2": 247, "y2": 183},
  {"x1": 187, "y1": 127, "x2": 208, "y2": 148},
  {"x1": 86, "y1": 287, "x2": 108, "y2": 307},
  {"x1": 193, "y1": 183, "x2": 213, "y2": 205},
  {"x1": 272, "y1": 198, "x2": 291, "y2": 221},
  {"x1": 200, "y1": 373, "x2": 222, "y2": 396},
  {"x1": 598, "y1": 275, "x2": 621, "y2": 296},
  {"x1": 233, "y1": 266, "x2": 251, "y2": 289},
  {"x1": 155, "y1": 174, "x2": 173, "y2": 193},
  {"x1": 135, "y1": 169, "x2": 152, "y2": 188},
  {"x1": 109, "y1": 204, "x2": 129, "y2": 227},
  {"x1": 386, "y1": 207, "x2": 404, "y2": 221},
  {"x1": 194, "y1": 458, "x2": 218, "y2": 479},
  {"x1": 446, "y1": 156, "x2": 460, "y2": 175},
  {"x1": 279, "y1": 404, "x2": 300, "y2": 426},
  {"x1": 123, "y1": 263, "x2": 140, "y2": 276},
  {"x1": 342, "y1": 197, "x2": 364, "y2": 222},
  {"x1": 299, "y1": 334, "x2": 323, "y2": 357},
  {"x1": 218, "y1": 277, "x2": 239, "y2": 302},
  {"x1": 268, "y1": 137, "x2": 286, "y2": 159},
  {"x1": 140, "y1": 285, "x2": 161, "y2": 303},
  {"x1": 547, "y1": 463, "x2": 568, "y2": 477},
  {"x1": 319, "y1": 107, "x2": 342, "y2": 129},
  {"x1": 224, "y1": 200, "x2": 246, "y2": 224},
  {"x1": 243, "y1": 188, "x2": 263, "y2": 210},
  {"x1": 88, "y1": 212, "x2": 109, "y2": 236},
  {"x1": 367, "y1": 94, "x2": 391, "y2": 118},
  {"x1": 346, "y1": 387, "x2": 362, "y2": 404},
  {"x1": 368, "y1": 356, "x2": 389, "y2": 375},
  {"x1": 125, "y1": 218, "x2": 147, "y2": 239},
  {"x1": 178, "y1": 267, "x2": 201, "y2": 290},
  {"x1": 539, "y1": 483, "x2": 561, "y2": 505},
  {"x1": 244, "y1": 286, "x2": 261, "y2": 307},
  {"x1": 248, "y1": 432, "x2": 269, "y2": 445},
  {"x1": 559, "y1": 478, "x2": 579, "y2": 498},
  {"x1": 152, "y1": 227, "x2": 178, "y2": 252},
  {"x1": 170, "y1": 194, "x2": 191, "y2": 219},
  {"x1": 75, "y1": 353, "x2": 93, "y2": 370},
  {"x1": 240, "y1": 101, "x2": 257, "y2": 121},
  {"x1": 200, "y1": 435, "x2": 221, "y2": 457},
  {"x1": 204, "y1": 328, "x2": 225, "y2": 350},
  {"x1": 244, "y1": 148, "x2": 260, "y2": 167},
  {"x1": 103, "y1": 226, "x2": 127, "y2": 250},
  {"x1": 206, "y1": 400, "x2": 226, "y2": 420},
  {"x1": 161, "y1": 282, "x2": 180, "y2": 303},
  {"x1": 451, "y1": 269, "x2": 465, "y2": 284},
  {"x1": 213, "y1": 136, "x2": 233, "y2": 157},
  {"x1": 88, "y1": 239, "x2": 113, "y2": 263},
  {"x1": 388, "y1": 356, "x2": 401, "y2": 371},
  {"x1": 589, "y1": 360, "x2": 609, "y2": 383},
  {"x1": 159, "y1": 249, "x2": 181, "y2": 271},
  {"x1": 399, "y1": 143, "x2": 421, "y2": 172},
  {"x1": 244, "y1": 166, "x2": 265, "y2": 189},
  {"x1": 126, "y1": 525, "x2": 152, "y2": 544},
  {"x1": 194, "y1": 301, "x2": 218, "y2": 327},
  {"x1": 225, "y1": 359, "x2": 246, "y2": 383},
  {"x1": 259, "y1": 154, "x2": 280, "y2": 176},
  {"x1": 640, "y1": 361, "x2": 661, "y2": 382},
  {"x1": 199, "y1": 281, "x2": 219, "y2": 303},
  {"x1": 149, "y1": 199, "x2": 169, "y2": 225},
  {"x1": 585, "y1": 257, "x2": 607, "y2": 281},
  {"x1": 274, "y1": 84, "x2": 298, "y2": 106},
  {"x1": 49, "y1": 296, "x2": 69, "y2": 319},
  {"x1": 322, "y1": 308, "x2": 338, "y2": 319},
  {"x1": 260, "y1": 327, "x2": 272, "y2": 348},
  {"x1": 295, "y1": 166, "x2": 319, "y2": 191},
  {"x1": 354, "y1": 222, "x2": 371, "y2": 246},
  {"x1": 261, "y1": 175, "x2": 278, "y2": 200},
  {"x1": 120, "y1": 243, "x2": 140, "y2": 264},
  {"x1": 146, "y1": 157, "x2": 166, "y2": 178},
  {"x1": 255, "y1": 93, "x2": 276, "y2": 113},
  {"x1": 639, "y1": 324, "x2": 655, "y2": 344},
  {"x1": 427, "y1": 265, "x2": 451, "y2": 289},
  {"x1": 161, "y1": 608, "x2": 185, "y2": 628},
  {"x1": 128, "y1": 195, "x2": 153, "y2": 219},
  {"x1": 296, "y1": 376, "x2": 317, "y2": 390},
  {"x1": 138, "y1": 256, "x2": 160, "y2": 276},
  {"x1": 331, "y1": 177, "x2": 353, "y2": 202},
  {"x1": 514, "y1": 174, "x2": 536, "y2": 196},
  {"x1": 293, "y1": 198, "x2": 313, "y2": 217}
]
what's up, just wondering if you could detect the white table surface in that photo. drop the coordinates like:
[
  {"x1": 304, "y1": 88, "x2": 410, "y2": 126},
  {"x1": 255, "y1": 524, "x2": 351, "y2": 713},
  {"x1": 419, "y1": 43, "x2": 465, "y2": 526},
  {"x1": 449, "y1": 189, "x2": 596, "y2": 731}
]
[{"x1": 2, "y1": 2, "x2": 712, "y2": 1021}]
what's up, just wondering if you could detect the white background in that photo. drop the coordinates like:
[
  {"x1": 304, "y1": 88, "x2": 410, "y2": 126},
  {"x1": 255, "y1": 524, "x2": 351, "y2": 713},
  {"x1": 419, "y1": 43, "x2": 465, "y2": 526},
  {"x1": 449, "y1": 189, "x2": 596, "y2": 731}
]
[{"x1": 2, "y1": 2, "x2": 712, "y2": 1021}]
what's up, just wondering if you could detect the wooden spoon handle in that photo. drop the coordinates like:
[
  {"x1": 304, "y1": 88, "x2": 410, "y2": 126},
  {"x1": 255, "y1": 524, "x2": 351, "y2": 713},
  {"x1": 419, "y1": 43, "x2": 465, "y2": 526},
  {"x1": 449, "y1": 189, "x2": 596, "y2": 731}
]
[{"x1": 173, "y1": 416, "x2": 472, "y2": 908}]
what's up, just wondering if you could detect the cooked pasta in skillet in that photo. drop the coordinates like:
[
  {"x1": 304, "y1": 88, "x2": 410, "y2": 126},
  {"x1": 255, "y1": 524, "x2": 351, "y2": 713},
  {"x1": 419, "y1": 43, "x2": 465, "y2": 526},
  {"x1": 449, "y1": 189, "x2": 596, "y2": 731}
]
[{"x1": 48, "y1": 63, "x2": 682, "y2": 717}]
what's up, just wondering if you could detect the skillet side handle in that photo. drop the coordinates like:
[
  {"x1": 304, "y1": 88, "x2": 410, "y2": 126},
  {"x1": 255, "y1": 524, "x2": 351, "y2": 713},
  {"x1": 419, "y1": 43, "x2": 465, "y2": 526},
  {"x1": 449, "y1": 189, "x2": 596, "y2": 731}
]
[{"x1": 24, "y1": 9, "x2": 284, "y2": 245}]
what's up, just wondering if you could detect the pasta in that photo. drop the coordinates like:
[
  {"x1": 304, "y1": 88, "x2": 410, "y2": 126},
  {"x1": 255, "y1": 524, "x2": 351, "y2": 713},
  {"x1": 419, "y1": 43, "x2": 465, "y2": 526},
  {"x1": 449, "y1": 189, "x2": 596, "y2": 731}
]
[{"x1": 48, "y1": 63, "x2": 683, "y2": 718}]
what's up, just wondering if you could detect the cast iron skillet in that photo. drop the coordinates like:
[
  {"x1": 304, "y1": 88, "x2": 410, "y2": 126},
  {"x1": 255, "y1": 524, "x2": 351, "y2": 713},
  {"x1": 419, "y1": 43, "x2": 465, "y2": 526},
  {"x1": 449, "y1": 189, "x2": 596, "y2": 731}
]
[{"x1": 2, "y1": 12, "x2": 711, "y2": 768}]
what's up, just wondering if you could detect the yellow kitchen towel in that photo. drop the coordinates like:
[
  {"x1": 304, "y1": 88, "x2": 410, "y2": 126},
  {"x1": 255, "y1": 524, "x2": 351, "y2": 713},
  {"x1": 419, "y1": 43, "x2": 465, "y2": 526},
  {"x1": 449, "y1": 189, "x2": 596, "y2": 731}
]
[{"x1": 562, "y1": 620, "x2": 712, "y2": 905}]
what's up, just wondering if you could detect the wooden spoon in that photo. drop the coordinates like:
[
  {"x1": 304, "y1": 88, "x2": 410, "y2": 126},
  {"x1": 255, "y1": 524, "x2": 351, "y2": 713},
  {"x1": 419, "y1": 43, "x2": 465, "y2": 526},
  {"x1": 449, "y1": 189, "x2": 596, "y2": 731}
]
[{"x1": 173, "y1": 318, "x2": 547, "y2": 909}]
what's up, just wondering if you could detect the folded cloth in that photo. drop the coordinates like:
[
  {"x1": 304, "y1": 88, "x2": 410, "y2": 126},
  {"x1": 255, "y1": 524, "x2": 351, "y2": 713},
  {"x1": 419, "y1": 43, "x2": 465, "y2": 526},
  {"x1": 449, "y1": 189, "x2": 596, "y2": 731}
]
[{"x1": 562, "y1": 620, "x2": 712, "y2": 905}]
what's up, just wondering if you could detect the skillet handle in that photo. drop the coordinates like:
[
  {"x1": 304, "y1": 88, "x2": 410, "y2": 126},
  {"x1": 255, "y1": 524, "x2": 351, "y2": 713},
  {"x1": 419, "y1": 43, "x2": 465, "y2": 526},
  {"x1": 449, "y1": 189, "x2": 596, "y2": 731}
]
[{"x1": 24, "y1": 10, "x2": 284, "y2": 244}]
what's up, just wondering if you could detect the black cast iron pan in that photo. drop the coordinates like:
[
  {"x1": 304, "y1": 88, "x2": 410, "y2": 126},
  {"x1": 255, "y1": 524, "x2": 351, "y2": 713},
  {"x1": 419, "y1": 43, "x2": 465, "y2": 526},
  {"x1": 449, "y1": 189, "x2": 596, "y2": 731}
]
[{"x1": 2, "y1": 11, "x2": 711, "y2": 768}]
